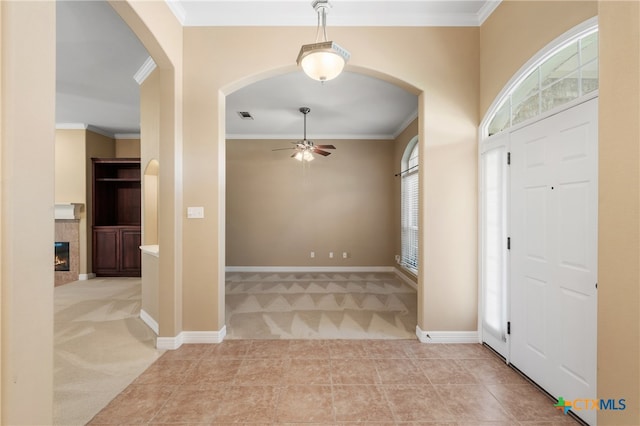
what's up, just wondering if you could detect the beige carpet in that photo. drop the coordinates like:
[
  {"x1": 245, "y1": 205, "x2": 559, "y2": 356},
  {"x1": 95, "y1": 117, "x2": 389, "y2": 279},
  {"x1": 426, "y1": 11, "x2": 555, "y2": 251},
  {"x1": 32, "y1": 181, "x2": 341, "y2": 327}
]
[
  {"x1": 54, "y1": 278, "x2": 163, "y2": 426},
  {"x1": 225, "y1": 272, "x2": 417, "y2": 339}
]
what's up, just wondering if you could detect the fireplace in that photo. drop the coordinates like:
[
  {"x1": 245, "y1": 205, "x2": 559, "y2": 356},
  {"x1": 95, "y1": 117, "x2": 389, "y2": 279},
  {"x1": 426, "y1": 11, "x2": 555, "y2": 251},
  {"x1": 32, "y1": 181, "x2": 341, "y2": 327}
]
[
  {"x1": 54, "y1": 204, "x2": 83, "y2": 286},
  {"x1": 55, "y1": 242, "x2": 70, "y2": 272}
]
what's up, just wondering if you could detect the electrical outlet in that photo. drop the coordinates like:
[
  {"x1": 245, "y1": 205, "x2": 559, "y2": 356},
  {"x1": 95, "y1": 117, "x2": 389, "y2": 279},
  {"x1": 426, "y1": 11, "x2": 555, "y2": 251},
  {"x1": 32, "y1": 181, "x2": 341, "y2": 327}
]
[
  {"x1": 342, "y1": 252, "x2": 348, "y2": 259},
  {"x1": 395, "y1": 255, "x2": 400, "y2": 263},
  {"x1": 329, "y1": 252, "x2": 334, "y2": 259},
  {"x1": 310, "y1": 251, "x2": 315, "y2": 258}
]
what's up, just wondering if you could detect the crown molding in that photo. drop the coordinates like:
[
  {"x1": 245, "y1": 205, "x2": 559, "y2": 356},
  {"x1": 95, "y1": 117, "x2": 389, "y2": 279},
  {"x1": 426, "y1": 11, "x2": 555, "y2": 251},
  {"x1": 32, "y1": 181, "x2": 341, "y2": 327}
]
[
  {"x1": 133, "y1": 56, "x2": 157, "y2": 85},
  {"x1": 115, "y1": 133, "x2": 141, "y2": 140},
  {"x1": 391, "y1": 109, "x2": 419, "y2": 140},
  {"x1": 56, "y1": 123, "x2": 115, "y2": 139},
  {"x1": 86, "y1": 125, "x2": 115, "y2": 139},
  {"x1": 56, "y1": 123, "x2": 88, "y2": 130},
  {"x1": 226, "y1": 133, "x2": 397, "y2": 141},
  {"x1": 166, "y1": 0, "x2": 501, "y2": 27},
  {"x1": 165, "y1": 0, "x2": 186, "y2": 26},
  {"x1": 477, "y1": 1, "x2": 502, "y2": 25}
]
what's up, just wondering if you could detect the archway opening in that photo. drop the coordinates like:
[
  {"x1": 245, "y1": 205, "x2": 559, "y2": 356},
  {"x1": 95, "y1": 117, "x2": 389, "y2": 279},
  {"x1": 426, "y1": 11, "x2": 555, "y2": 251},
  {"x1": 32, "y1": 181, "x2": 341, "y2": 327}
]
[{"x1": 223, "y1": 68, "x2": 421, "y2": 339}]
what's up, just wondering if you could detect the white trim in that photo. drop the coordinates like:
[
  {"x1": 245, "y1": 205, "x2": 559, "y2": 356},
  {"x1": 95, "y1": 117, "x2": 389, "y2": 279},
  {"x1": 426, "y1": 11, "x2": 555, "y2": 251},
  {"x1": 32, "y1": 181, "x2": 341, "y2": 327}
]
[
  {"x1": 391, "y1": 109, "x2": 419, "y2": 139},
  {"x1": 393, "y1": 267, "x2": 417, "y2": 290},
  {"x1": 78, "y1": 273, "x2": 96, "y2": 281},
  {"x1": 133, "y1": 56, "x2": 157, "y2": 85},
  {"x1": 480, "y1": 17, "x2": 599, "y2": 139},
  {"x1": 115, "y1": 133, "x2": 141, "y2": 140},
  {"x1": 165, "y1": 0, "x2": 187, "y2": 26},
  {"x1": 183, "y1": 328, "x2": 227, "y2": 344},
  {"x1": 225, "y1": 266, "x2": 395, "y2": 273},
  {"x1": 140, "y1": 309, "x2": 159, "y2": 335},
  {"x1": 169, "y1": 1, "x2": 499, "y2": 27},
  {"x1": 477, "y1": 1, "x2": 501, "y2": 25},
  {"x1": 56, "y1": 123, "x2": 88, "y2": 130},
  {"x1": 415, "y1": 326, "x2": 480, "y2": 344},
  {"x1": 57, "y1": 123, "x2": 117, "y2": 139},
  {"x1": 156, "y1": 335, "x2": 183, "y2": 351},
  {"x1": 86, "y1": 124, "x2": 115, "y2": 139},
  {"x1": 140, "y1": 244, "x2": 160, "y2": 258},
  {"x1": 156, "y1": 326, "x2": 227, "y2": 350},
  {"x1": 54, "y1": 203, "x2": 83, "y2": 220},
  {"x1": 226, "y1": 133, "x2": 398, "y2": 141}
]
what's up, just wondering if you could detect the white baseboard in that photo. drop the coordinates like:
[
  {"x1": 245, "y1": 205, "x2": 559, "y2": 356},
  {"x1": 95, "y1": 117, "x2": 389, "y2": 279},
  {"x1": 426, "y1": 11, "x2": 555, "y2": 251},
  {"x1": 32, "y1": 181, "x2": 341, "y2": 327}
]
[
  {"x1": 156, "y1": 326, "x2": 227, "y2": 350},
  {"x1": 140, "y1": 309, "x2": 159, "y2": 335},
  {"x1": 416, "y1": 326, "x2": 480, "y2": 344},
  {"x1": 78, "y1": 273, "x2": 96, "y2": 280},
  {"x1": 225, "y1": 266, "x2": 396, "y2": 273},
  {"x1": 393, "y1": 267, "x2": 417, "y2": 290}
]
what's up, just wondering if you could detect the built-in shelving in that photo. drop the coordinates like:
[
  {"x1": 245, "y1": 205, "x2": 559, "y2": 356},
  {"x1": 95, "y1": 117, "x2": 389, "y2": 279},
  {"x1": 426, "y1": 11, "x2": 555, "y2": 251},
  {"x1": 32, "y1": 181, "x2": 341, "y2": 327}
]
[{"x1": 92, "y1": 158, "x2": 141, "y2": 277}]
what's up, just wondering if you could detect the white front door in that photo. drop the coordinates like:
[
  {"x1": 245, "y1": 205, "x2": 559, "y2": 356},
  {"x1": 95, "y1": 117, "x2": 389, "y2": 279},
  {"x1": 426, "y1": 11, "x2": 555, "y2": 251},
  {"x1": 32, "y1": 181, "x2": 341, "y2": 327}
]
[{"x1": 510, "y1": 99, "x2": 598, "y2": 425}]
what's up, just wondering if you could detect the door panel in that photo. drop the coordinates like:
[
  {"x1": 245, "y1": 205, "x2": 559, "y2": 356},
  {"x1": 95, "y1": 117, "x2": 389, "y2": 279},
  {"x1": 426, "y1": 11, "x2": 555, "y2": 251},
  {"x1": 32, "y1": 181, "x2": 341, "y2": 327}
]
[{"x1": 510, "y1": 99, "x2": 597, "y2": 425}]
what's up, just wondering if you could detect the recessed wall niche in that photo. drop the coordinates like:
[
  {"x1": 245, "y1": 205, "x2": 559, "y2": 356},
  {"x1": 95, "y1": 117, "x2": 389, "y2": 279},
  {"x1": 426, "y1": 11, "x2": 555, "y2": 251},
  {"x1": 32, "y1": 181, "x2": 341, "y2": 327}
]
[{"x1": 143, "y1": 159, "x2": 159, "y2": 246}]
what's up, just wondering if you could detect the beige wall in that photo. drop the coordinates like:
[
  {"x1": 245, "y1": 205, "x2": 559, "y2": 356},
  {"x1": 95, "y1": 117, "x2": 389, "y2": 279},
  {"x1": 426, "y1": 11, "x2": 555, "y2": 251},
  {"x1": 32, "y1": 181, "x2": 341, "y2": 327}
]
[
  {"x1": 597, "y1": 1, "x2": 640, "y2": 424},
  {"x1": 140, "y1": 69, "x2": 161, "y2": 322},
  {"x1": 141, "y1": 69, "x2": 160, "y2": 247},
  {"x1": 1, "y1": 1, "x2": 55, "y2": 423},
  {"x1": 115, "y1": 138, "x2": 141, "y2": 158},
  {"x1": 226, "y1": 138, "x2": 395, "y2": 266},
  {"x1": 480, "y1": 0, "x2": 598, "y2": 115},
  {"x1": 182, "y1": 25, "x2": 479, "y2": 332},
  {"x1": 55, "y1": 130, "x2": 89, "y2": 274},
  {"x1": 55, "y1": 130, "x2": 86, "y2": 203},
  {"x1": 480, "y1": 1, "x2": 640, "y2": 424},
  {"x1": 54, "y1": 129, "x2": 115, "y2": 275},
  {"x1": 110, "y1": 0, "x2": 184, "y2": 337}
]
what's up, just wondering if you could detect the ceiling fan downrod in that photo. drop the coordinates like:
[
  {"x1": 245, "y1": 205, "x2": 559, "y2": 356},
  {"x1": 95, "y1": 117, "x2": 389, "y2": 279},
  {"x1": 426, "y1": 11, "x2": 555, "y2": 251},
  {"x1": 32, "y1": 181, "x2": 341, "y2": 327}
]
[{"x1": 300, "y1": 107, "x2": 310, "y2": 141}]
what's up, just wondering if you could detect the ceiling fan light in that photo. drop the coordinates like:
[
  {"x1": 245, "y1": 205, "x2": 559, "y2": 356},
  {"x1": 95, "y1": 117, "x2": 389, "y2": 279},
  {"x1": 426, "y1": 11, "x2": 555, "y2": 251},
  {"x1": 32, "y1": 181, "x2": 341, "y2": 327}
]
[
  {"x1": 303, "y1": 150, "x2": 315, "y2": 161},
  {"x1": 297, "y1": 41, "x2": 350, "y2": 82},
  {"x1": 294, "y1": 151, "x2": 304, "y2": 161}
]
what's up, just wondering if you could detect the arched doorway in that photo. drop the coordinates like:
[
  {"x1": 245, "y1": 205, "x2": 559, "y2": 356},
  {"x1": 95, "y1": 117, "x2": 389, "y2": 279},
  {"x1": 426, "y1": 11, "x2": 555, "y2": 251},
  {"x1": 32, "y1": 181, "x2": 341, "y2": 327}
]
[{"x1": 223, "y1": 70, "x2": 420, "y2": 339}]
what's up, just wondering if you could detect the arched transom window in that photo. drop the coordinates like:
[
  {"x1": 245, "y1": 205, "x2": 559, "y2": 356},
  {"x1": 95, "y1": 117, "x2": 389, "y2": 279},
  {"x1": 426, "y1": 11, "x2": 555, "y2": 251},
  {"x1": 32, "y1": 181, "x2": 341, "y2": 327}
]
[{"x1": 487, "y1": 26, "x2": 598, "y2": 137}]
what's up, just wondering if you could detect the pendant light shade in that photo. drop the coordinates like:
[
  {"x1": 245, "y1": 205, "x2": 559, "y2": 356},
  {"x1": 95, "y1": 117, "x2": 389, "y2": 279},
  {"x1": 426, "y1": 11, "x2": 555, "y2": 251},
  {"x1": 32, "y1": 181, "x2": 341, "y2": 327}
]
[{"x1": 297, "y1": 0, "x2": 350, "y2": 82}]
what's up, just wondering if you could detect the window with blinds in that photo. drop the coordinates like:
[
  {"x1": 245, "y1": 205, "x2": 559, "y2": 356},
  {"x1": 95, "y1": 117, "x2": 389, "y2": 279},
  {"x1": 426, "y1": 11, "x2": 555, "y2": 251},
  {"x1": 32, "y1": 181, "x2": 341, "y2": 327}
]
[{"x1": 401, "y1": 140, "x2": 419, "y2": 273}]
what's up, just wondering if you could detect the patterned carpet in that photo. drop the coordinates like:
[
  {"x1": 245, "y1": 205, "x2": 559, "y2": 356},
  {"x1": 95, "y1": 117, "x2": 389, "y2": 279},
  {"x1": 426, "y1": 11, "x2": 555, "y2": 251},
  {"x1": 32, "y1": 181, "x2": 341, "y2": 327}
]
[
  {"x1": 54, "y1": 278, "x2": 163, "y2": 426},
  {"x1": 225, "y1": 272, "x2": 417, "y2": 339}
]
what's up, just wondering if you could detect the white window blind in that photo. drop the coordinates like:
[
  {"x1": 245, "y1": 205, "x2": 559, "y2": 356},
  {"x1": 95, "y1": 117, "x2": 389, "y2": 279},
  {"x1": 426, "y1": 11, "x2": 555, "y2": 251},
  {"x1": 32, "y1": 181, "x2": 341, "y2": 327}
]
[{"x1": 401, "y1": 142, "x2": 419, "y2": 272}]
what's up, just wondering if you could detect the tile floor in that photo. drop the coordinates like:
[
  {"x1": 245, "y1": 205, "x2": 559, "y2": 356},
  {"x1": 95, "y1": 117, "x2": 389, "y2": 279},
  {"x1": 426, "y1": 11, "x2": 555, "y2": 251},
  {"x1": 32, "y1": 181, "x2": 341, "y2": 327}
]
[{"x1": 89, "y1": 339, "x2": 579, "y2": 425}]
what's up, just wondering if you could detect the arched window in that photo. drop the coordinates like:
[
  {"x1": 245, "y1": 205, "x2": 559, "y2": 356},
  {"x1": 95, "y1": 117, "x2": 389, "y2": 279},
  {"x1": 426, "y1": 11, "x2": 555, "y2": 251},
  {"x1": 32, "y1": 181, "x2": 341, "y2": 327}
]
[
  {"x1": 485, "y1": 20, "x2": 598, "y2": 137},
  {"x1": 401, "y1": 137, "x2": 419, "y2": 273}
]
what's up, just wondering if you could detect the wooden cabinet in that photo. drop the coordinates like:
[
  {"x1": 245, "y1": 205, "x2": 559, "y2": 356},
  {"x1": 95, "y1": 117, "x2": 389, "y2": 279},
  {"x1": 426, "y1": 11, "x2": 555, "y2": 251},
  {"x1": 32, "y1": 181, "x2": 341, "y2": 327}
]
[{"x1": 92, "y1": 158, "x2": 141, "y2": 277}]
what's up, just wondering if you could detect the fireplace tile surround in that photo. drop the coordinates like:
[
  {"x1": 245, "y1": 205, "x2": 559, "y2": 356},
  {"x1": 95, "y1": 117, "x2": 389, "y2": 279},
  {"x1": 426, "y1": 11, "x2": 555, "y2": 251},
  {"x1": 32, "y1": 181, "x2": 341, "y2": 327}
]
[
  {"x1": 55, "y1": 203, "x2": 83, "y2": 286},
  {"x1": 55, "y1": 220, "x2": 80, "y2": 286}
]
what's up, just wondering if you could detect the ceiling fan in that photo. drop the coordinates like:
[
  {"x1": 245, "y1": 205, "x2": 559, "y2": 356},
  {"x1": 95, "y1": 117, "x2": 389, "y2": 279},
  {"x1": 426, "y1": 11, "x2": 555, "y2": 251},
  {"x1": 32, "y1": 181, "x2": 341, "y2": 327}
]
[{"x1": 273, "y1": 107, "x2": 336, "y2": 162}]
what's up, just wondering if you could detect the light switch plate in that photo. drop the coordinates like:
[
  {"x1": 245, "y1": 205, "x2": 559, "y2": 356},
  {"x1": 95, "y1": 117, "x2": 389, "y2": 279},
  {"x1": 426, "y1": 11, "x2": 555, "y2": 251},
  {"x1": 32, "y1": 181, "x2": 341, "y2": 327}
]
[{"x1": 187, "y1": 206, "x2": 204, "y2": 219}]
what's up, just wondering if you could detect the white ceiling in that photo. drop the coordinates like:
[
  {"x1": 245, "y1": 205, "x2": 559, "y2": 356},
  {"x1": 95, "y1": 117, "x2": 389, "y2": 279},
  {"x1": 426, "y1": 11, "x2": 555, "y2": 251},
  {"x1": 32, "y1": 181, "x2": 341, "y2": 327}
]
[{"x1": 56, "y1": 0, "x2": 499, "y2": 139}]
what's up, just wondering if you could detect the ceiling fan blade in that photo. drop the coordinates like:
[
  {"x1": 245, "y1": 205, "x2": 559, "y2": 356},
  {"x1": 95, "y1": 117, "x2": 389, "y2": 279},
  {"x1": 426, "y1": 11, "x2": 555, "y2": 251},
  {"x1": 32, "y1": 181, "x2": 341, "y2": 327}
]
[
  {"x1": 313, "y1": 149, "x2": 331, "y2": 156},
  {"x1": 272, "y1": 147, "x2": 295, "y2": 151},
  {"x1": 315, "y1": 144, "x2": 336, "y2": 149}
]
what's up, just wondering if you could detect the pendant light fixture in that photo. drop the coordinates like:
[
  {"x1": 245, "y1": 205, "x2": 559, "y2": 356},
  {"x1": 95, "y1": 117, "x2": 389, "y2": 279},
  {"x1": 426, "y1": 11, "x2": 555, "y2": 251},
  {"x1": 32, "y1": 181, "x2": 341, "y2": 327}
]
[{"x1": 296, "y1": 0, "x2": 350, "y2": 82}]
